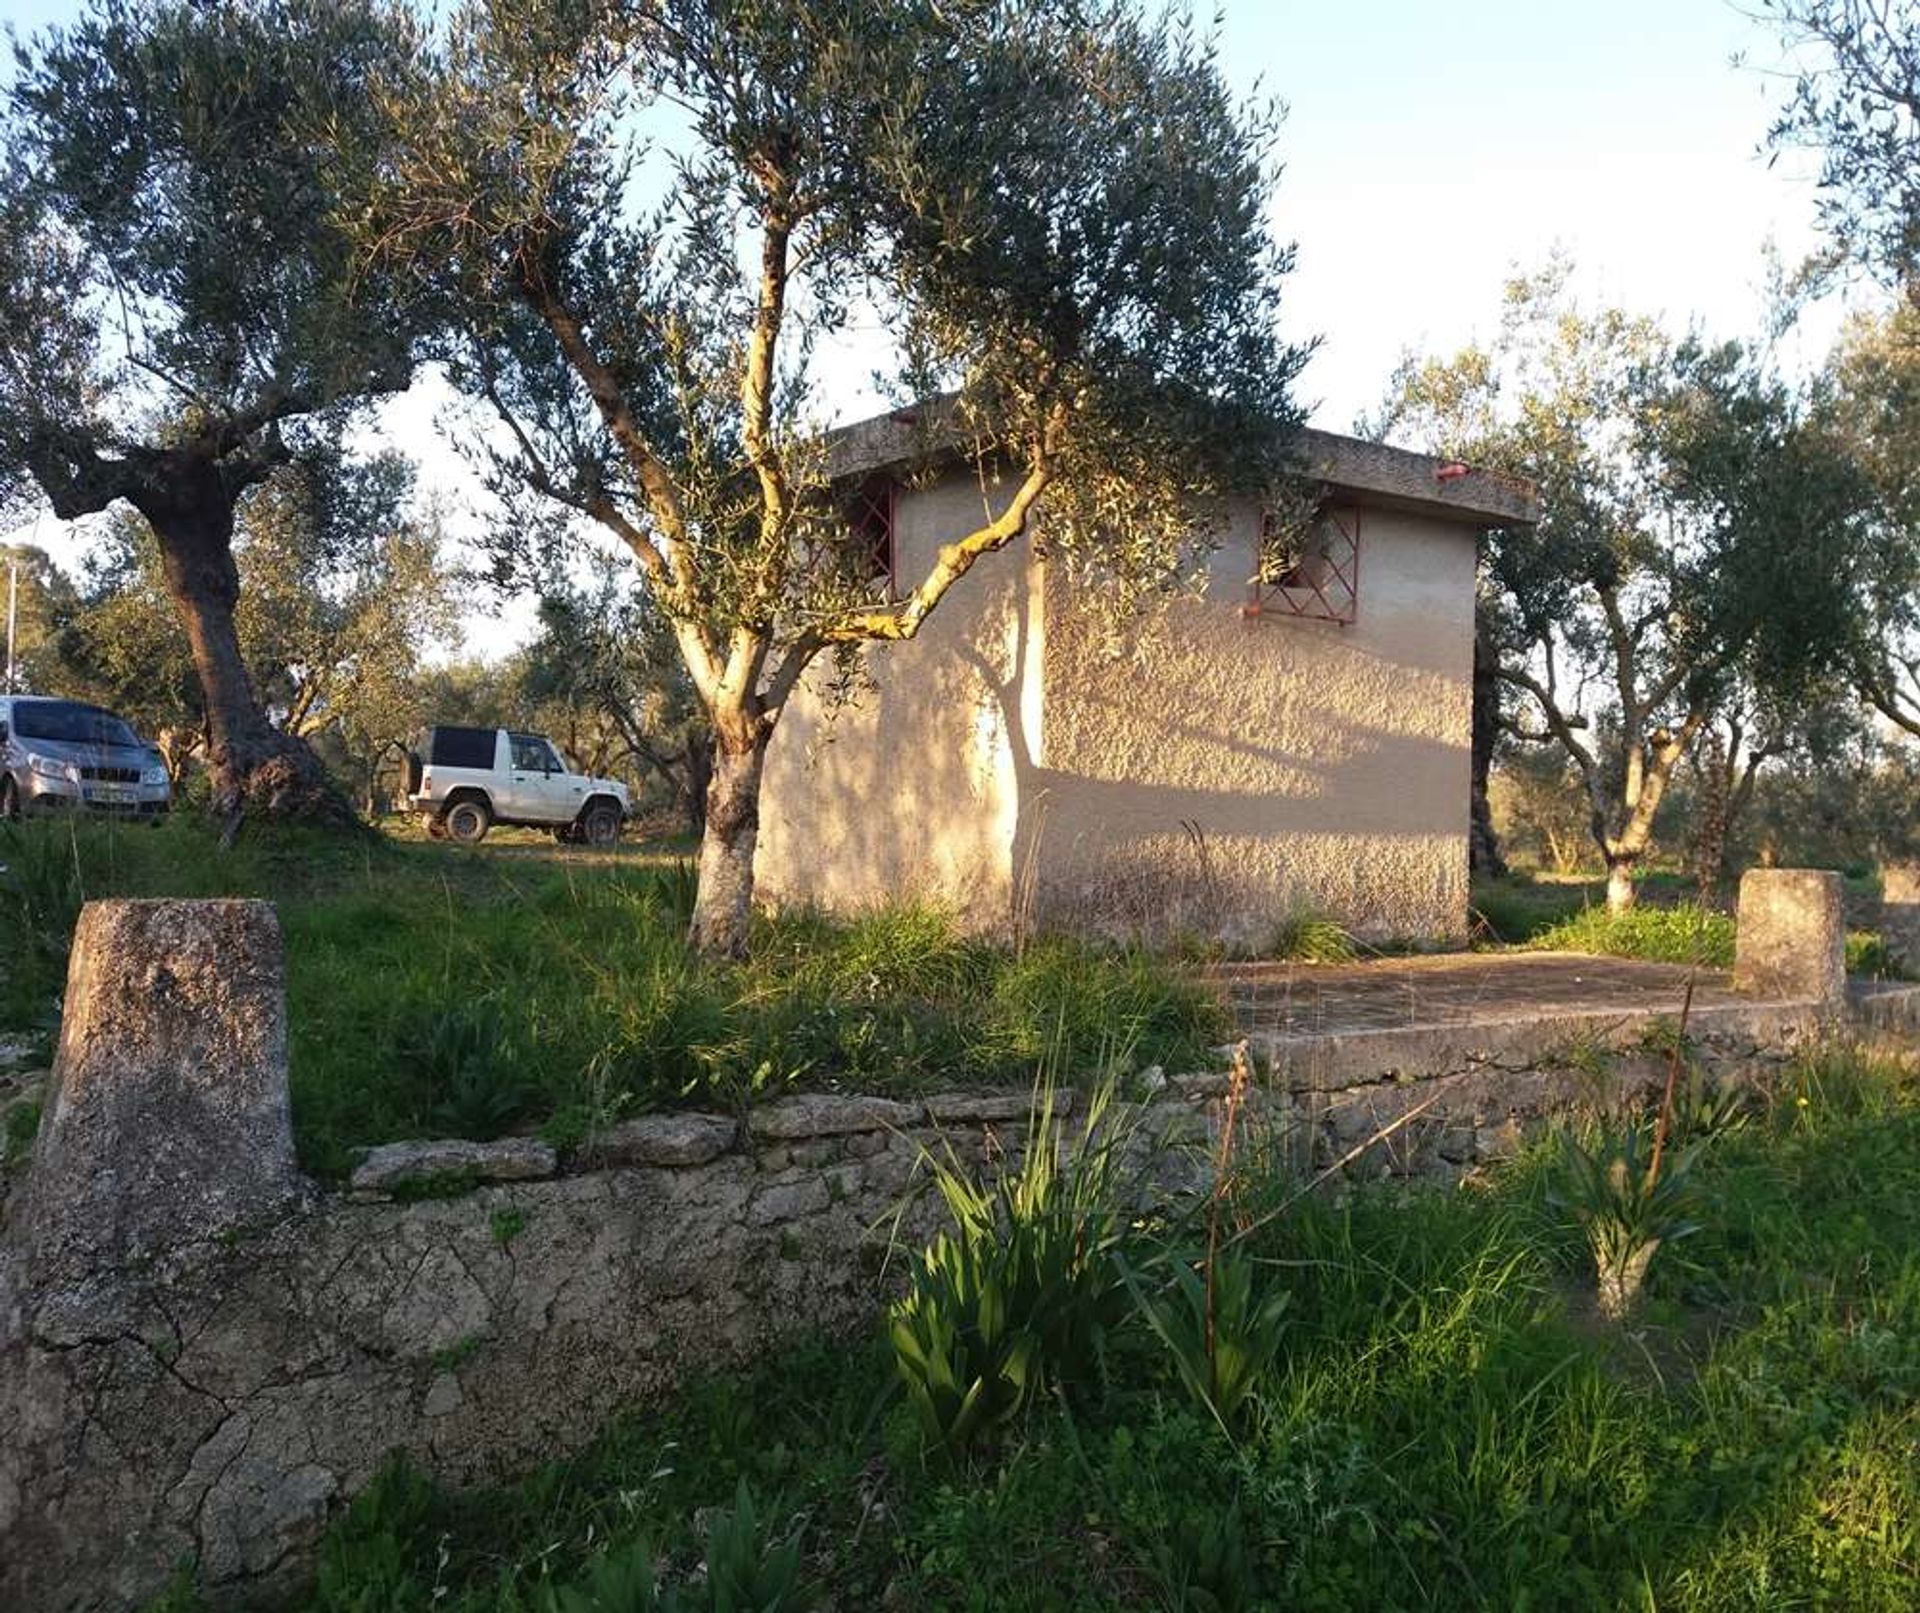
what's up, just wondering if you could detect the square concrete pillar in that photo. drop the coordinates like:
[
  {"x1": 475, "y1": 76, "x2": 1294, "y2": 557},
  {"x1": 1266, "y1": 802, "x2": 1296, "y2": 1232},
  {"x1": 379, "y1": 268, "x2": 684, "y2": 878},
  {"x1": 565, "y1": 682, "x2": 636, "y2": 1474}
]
[
  {"x1": 5, "y1": 899, "x2": 303, "y2": 1285},
  {"x1": 1881, "y1": 865, "x2": 1920, "y2": 976},
  {"x1": 1733, "y1": 869, "x2": 1846, "y2": 1006}
]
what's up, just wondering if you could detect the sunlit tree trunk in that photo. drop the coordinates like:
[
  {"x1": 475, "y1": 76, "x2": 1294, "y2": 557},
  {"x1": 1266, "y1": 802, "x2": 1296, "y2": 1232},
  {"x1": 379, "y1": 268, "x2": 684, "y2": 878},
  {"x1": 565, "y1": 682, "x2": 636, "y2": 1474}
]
[{"x1": 687, "y1": 721, "x2": 768, "y2": 957}]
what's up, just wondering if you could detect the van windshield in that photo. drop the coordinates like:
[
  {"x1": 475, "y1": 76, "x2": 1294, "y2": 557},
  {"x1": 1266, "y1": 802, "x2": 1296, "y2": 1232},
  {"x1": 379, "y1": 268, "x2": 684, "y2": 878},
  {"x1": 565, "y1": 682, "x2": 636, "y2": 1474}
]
[{"x1": 12, "y1": 702, "x2": 141, "y2": 747}]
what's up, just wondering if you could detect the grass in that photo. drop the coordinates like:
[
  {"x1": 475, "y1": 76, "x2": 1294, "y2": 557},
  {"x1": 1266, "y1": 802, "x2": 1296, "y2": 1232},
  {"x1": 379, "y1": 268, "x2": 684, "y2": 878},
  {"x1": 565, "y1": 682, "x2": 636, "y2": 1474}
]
[
  {"x1": 1268, "y1": 909, "x2": 1358, "y2": 964},
  {"x1": 1469, "y1": 869, "x2": 1706, "y2": 945},
  {"x1": 1526, "y1": 901, "x2": 1738, "y2": 968},
  {"x1": 0, "y1": 816, "x2": 1222, "y2": 1178},
  {"x1": 1847, "y1": 929, "x2": 1914, "y2": 981},
  {"x1": 174, "y1": 1046, "x2": 1919, "y2": 1611}
]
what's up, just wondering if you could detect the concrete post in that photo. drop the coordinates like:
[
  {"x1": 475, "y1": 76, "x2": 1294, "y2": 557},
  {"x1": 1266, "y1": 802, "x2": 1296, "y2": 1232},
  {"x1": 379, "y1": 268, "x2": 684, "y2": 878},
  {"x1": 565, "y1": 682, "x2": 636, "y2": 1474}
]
[
  {"x1": 1732, "y1": 869, "x2": 1846, "y2": 1007},
  {"x1": 6, "y1": 899, "x2": 303, "y2": 1286},
  {"x1": 1880, "y1": 865, "x2": 1920, "y2": 978}
]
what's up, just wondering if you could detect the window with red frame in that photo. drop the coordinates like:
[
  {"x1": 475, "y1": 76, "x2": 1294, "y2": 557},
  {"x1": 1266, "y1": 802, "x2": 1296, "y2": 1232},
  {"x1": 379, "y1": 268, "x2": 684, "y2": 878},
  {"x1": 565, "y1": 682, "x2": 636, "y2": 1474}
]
[
  {"x1": 1248, "y1": 502, "x2": 1359, "y2": 625},
  {"x1": 844, "y1": 475, "x2": 897, "y2": 598}
]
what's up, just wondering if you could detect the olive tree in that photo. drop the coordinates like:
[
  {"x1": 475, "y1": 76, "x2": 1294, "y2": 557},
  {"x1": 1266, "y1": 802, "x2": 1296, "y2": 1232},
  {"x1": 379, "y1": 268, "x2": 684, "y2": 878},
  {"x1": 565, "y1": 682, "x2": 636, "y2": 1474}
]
[
  {"x1": 522, "y1": 564, "x2": 712, "y2": 836},
  {"x1": 0, "y1": 543, "x2": 78, "y2": 694},
  {"x1": 53, "y1": 452, "x2": 460, "y2": 800},
  {"x1": 1824, "y1": 299, "x2": 1920, "y2": 736},
  {"x1": 1761, "y1": 0, "x2": 1920, "y2": 288},
  {"x1": 0, "y1": 0, "x2": 429, "y2": 822},
  {"x1": 351, "y1": 0, "x2": 1304, "y2": 953},
  {"x1": 1377, "y1": 268, "x2": 1870, "y2": 910}
]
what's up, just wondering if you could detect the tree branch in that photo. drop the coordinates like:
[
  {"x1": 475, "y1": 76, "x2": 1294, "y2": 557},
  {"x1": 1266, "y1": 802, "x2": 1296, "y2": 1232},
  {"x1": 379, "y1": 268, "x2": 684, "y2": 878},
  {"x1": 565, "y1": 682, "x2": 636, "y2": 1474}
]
[{"x1": 815, "y1": 453, "x2": 1056, "y2": 645}]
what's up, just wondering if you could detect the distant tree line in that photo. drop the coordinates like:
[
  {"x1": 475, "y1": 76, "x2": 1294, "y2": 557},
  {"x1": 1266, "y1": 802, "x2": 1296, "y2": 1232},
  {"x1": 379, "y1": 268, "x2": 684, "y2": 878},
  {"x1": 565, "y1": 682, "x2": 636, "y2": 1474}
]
[{"x1": 1, "y1": 0, "x2": 1913, "y2": 945}]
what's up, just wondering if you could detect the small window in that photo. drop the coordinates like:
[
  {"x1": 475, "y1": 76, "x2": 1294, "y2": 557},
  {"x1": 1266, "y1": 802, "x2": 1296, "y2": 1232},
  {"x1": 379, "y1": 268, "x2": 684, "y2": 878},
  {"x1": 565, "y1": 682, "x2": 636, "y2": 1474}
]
[
  {"x1": 510, "y1": 734, "x2": 560, "y2": 772},
  {"x1": 1250, "y1": 503, "x2": 1359, "y2": 625},
  {"x1": 845, "y1": 475, "x2": 896, "y2": 596},
  {"x1": 429, "y1": 726, "x2": 498, "y2": 769}
]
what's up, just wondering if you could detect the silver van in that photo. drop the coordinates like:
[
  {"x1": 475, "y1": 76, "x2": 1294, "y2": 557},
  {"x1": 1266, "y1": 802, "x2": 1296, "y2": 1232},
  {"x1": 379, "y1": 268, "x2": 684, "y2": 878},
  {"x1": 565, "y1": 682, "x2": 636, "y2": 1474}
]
[{"x1": 0, "y1": 696, "x2": 172, "y2": 822}]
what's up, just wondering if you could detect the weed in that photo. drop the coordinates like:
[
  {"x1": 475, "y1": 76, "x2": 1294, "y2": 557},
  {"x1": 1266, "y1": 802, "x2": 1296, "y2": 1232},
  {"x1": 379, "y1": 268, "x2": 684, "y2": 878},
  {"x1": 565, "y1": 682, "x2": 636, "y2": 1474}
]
[
  {"x1": 1528, "y1": 902, "x2": 1743, "y2": 963},
  {"x1": 490, "y1": 1206, "x2": 528, "y2": 1247},
  {"x1": 1125, "y1": 1245, "x2": 1290, "y2": 1432},
  {"x1": 1551, "y1": 1124, "x2": 1701, "y2": 1318},
  {"x1": 0, "y1": 818, "x2": 85, "y2": 1018},
  {"x1": 537, "y1": 1480, "x2": 813, "y2": 1612},
  {"x1": 388, "y1": 1169, "x2": 483, "y2": 1203},
  {"x1": 1268, "y1": 909, "x2": 1357, "y2": 964},
  {"x1": 430, "y1": 1335, "x2": 484, "y2": 1373},
  {"x1": 0, "y1": 818, "x2": 1220, "y2": 1177},
  {"x1": 889, "y1": 1078, "x2": 1137, "y2": 1463},
  {"x1": 3, "y1": 1098, "x2": 41, "y2": 1164},
  {"x1": 1530, "y1": 901, "x2": 1736, "y2": 967},
  {"x1": 1846, "y1": 929, "x2": 1910, "y2": 979},
  {"x1": 1145, "y1": 1497, "x2": 1260, "y2": 1613},
  {"x1": 302, "y1": 1048, "x2": 1920, "y2": 1610}
]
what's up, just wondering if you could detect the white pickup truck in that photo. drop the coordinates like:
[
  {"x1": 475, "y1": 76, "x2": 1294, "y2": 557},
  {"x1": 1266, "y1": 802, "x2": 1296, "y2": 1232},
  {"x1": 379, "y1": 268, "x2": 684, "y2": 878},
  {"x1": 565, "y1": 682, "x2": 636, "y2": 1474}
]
[{"x1": 402, "y1": 725, "x2": 629, "y2": 845}]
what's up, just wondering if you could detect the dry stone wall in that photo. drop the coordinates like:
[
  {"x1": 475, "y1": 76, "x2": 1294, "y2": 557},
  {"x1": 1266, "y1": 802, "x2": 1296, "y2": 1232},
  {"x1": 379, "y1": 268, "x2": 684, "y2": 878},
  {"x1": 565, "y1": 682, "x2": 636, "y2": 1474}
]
[{"x1": 3, "y1": 900, "x2": 1912, "y2": 1610}]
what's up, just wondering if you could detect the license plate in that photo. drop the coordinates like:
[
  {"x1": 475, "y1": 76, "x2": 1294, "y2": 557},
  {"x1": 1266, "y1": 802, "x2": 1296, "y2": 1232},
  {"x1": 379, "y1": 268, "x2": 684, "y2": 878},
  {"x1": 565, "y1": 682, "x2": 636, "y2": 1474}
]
[{"x1": 88, "y1": 785, "x2": 134, "y2": 804}]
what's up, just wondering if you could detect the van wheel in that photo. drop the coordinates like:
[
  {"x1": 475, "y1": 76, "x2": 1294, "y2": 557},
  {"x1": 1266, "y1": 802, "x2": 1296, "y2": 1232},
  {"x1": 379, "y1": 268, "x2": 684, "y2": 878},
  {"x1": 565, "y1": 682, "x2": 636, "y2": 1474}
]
[
  {"x1": 444, "y1": 799, "x2": 491, "y2": 845},
  {"x1": 0, "y1": 777, "x2": 18, "y2": 821},
  {"x1": 579, "y1": 801, "x2": 623, "y2": 846}
]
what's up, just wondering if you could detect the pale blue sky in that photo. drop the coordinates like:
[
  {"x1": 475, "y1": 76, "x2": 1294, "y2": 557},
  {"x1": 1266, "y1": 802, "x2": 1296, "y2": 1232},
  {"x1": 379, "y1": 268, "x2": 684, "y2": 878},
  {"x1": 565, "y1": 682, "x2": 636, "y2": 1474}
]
[{"x1": 0, "y1": 0, "x2": 1858, "y2": 642}]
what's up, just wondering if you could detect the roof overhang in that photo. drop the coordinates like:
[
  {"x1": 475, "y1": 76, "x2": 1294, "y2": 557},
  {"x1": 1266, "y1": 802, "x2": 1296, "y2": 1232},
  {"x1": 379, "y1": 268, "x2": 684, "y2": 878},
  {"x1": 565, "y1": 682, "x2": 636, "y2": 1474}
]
[
  {"x1": 1294, "y1": 427, "x2": 1537, "y2": 529},
  {"x1": 825, "y1": 401, "x2": 1538, "y2": 530}
]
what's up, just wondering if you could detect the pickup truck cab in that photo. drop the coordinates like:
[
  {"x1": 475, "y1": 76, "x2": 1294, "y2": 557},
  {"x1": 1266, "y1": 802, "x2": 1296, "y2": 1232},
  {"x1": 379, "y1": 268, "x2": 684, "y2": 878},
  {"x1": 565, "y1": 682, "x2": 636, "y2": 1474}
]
[{"x1": 403, "y1": 725, "x2": 629, "y2": 846}]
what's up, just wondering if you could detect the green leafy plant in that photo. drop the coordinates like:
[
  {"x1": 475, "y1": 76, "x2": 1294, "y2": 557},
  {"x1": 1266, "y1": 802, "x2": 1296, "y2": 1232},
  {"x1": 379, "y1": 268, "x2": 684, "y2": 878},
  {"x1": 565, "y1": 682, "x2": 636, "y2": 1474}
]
[
  {"x1": 1550, "y1": 1124, "x2": 1701, "y2": 1319},
  {"x1": 400, "y1": 997, "x2": 532, "y2": 1138},
  {"x1": 3, "y1": 1099, "x2": 42, "y2": 1165},
  {"x1": 1125, "y1": 1246, "x2": 1290, "y2": 1432},
  {"x1": 539, "y1": 1536, "x2": 667, "y2": 1613},
  {"x1": 1529, "y1": 902, "x2": 1735, "y2": 967},
  {"x1": 1124, "y1": 1046, "x2": 1289, "y2": 1432},
  {"x1": 0, "y1": 820, "x2": 86, "y2": 1016},
  {"x1": 1846, "y1": 929, "x2": 1910, "y2": 980},
  {"x1": 1268, "y1": 909, "x2": 1357, "y2": 964},
  {"x1": 1146, "y1": 1498, "x2": 1260, "y2": 1613},
  {"x1": 540, "y1": 1481, "x2": 813, "y2": 1612},
  {"x1": 1667, "y1": 1066, "x2": 1755, "y2": 1145},
  {"x1": 888, "y1": 1080, "x2": 1136, "y2": 1463}
]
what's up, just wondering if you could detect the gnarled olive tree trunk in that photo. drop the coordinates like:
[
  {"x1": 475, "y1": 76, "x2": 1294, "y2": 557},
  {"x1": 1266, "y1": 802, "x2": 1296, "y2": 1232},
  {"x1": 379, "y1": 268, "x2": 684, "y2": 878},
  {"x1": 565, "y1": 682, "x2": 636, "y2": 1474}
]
[
  {"x1": 687, "y1": 722, "x2": 768, "y2": 957},
  {"x1": 1470, "y1": 612, "x2": 1507, "y2": 877},
  {"x1": 131, "y1": 464, "x2": 352, "y2": 827}
]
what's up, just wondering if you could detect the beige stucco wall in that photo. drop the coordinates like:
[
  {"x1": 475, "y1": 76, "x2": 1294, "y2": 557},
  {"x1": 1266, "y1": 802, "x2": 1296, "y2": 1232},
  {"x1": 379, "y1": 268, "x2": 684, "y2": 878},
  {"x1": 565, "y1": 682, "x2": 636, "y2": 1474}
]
[
  {"x1": 1029, "y1": 502, "x2": 1475, "y2": 944},
  {"x1": 757, "y1": 472, "x2": 1478, "y2": 944},
  {"x1": 756, "y1": 471, "x2": 1028, "y2": 925}
]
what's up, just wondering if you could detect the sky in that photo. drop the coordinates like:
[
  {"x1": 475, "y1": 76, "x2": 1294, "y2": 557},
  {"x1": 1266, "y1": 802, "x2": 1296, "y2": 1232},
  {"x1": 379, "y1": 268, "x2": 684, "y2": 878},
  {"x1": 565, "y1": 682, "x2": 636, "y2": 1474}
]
[{"x1": 0, "y1": 0, "x2": 1867, "y2": 655}]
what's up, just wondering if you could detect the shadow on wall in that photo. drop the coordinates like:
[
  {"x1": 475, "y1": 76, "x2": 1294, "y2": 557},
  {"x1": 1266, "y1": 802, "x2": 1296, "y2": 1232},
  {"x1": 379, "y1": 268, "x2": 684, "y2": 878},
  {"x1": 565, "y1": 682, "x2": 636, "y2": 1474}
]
[
  {"x1": 970, "y1": 608, "x2": 1469, "y2": 948},
  {"x1": 762, "y1": 505, "x2": 1474, "y2": 946}
]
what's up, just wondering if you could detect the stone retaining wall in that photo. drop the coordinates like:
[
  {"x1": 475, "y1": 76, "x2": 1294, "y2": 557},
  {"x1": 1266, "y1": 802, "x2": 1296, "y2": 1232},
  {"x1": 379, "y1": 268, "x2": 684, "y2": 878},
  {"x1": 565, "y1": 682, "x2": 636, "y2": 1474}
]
[{"x1": 3, "y1": 901, "x2": 1915, "y2": 1609}]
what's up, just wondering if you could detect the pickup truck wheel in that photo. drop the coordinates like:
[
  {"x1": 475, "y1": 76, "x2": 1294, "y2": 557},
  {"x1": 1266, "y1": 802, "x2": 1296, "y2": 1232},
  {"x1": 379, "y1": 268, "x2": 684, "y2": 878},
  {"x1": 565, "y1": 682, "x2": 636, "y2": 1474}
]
[
  {"x1": 580, "y1": 801, "x2": 622, "y2": 846},
  {"x1": 444, "y1": 799, "x2": 492, "y2": 845}
]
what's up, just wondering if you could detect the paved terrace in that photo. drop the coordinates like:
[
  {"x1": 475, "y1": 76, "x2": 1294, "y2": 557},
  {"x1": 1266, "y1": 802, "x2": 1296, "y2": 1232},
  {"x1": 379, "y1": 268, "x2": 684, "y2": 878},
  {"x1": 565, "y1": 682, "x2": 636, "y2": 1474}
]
[{"x1": 1202, "y1": 951, "x2": 1920, "y2": 1077}]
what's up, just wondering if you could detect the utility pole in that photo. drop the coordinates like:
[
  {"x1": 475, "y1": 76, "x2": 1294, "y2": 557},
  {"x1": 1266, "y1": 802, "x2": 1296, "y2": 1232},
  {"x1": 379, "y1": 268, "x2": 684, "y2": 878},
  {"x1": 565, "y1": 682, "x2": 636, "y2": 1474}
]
[{"x1": 4, "y1": 558, "x2": 17, "y2": 694}]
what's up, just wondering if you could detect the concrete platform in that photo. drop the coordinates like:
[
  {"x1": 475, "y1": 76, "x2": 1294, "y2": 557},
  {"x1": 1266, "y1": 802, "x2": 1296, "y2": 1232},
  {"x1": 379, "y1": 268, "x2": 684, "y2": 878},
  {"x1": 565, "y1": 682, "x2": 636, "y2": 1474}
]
[
  {"x1": 1207, "y1": 952, "x2": 1749, "y2": 1039},
  {"x1": 1198, "y1": 951, "x2": 1920, "y2": 1094}
]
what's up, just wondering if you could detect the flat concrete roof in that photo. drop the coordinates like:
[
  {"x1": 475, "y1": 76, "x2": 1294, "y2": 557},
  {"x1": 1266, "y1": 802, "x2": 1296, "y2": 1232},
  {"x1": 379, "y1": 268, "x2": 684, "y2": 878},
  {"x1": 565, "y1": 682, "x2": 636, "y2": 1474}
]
[{"x1": 826, "y1": 400, "x2": 1539, "y2": 530}]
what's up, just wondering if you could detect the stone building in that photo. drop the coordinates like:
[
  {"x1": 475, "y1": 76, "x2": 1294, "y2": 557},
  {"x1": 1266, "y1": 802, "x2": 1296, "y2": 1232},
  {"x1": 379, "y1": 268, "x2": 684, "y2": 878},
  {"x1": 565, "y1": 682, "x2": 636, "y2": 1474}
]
[{"x1": 757, "y1": 411, "x2": 1537, "y2": 946}]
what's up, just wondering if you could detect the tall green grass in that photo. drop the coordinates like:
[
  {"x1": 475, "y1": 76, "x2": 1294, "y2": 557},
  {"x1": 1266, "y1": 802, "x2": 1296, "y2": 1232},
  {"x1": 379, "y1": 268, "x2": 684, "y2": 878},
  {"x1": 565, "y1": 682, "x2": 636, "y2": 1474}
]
[
  {"x1": 0, "y1": 818, "x2": 1223, "y2": 1177},
  {"x1": 1528, "y1": 901, "x2": 1737, "y2": 967},
  {"x1": 256, "y1": 1048, "x2": 1918, "y2": 1611}
]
